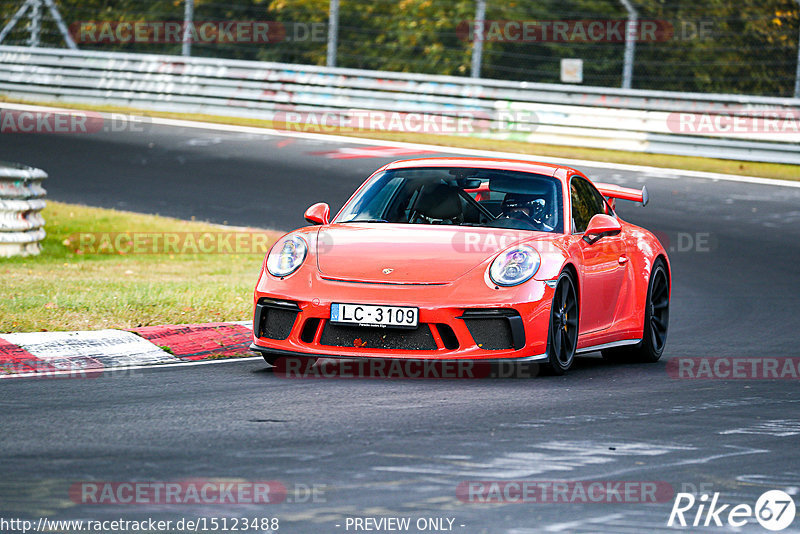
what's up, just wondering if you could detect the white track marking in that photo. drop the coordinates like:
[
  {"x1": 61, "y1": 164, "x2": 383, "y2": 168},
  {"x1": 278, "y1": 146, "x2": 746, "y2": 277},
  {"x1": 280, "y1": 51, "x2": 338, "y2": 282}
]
[
  {"x1": 372, "y1": 442, "x2": 693, "y2": 478},
  {"x1": 540, "y1": 513, "x2": 626, "y2": 533},
  {"x1": 719, "y1": 420, "x2": 800, "y2": 437},
  {"x1": 0, "y1": 355, "x2": 262, "y2": 379}
]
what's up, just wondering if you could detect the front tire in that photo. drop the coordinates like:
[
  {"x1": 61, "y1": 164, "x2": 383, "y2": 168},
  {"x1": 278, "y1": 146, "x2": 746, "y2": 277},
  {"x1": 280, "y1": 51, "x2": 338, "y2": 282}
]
[
  {"x1": 603, "y1": 259, "x2": 669, "y2": 363},
  {"x1": 545, "y1": 270, "x2": 579, "y2": 375}
]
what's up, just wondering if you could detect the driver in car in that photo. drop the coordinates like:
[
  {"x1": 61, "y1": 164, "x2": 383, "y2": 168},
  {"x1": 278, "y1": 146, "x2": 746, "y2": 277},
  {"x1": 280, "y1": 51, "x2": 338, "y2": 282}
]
[{"x1": 495, "y1": 193, "x2": 554, "y2": 231}]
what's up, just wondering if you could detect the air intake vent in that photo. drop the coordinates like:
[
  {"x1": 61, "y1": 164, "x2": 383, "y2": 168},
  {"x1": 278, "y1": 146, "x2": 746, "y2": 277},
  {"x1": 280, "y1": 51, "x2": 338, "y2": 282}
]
[
  {"x1": 320, "y1": 323, "x2": 437, "y2": 350},
  {"x1": 255, "y1": 299, "x2": 300, "y2": 340},
  {"x1": 435, "y1": 323, "x2": 459, "y2": 350},
  {"x1": 300, "y1": 318, "x2": 321, "y2": 343},
  {"x1": 458, "y1": 309, "x2": 525, "y2": 350}
]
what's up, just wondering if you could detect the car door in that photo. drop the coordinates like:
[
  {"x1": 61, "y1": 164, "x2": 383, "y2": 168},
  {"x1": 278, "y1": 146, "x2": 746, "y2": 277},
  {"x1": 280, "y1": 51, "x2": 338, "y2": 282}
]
[{"x1": 571, "y1": 176, "x2": 628, "y2": 333}]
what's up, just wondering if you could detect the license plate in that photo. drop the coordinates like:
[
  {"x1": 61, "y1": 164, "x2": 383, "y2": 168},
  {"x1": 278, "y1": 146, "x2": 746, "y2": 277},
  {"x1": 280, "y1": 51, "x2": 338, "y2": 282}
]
[{"x1": 330, "y1": 303, "x2": 418, "y2": 328}]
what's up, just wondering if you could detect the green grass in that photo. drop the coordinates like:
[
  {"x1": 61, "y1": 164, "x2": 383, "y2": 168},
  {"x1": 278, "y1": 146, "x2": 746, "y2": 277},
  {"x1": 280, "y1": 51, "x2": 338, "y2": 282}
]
[
  {"x1": 3, "y1": 96, "x2": 798, "y2": 182},
  {"x1": 0, "y1": 202, "x2": 281, "y2": 333}
]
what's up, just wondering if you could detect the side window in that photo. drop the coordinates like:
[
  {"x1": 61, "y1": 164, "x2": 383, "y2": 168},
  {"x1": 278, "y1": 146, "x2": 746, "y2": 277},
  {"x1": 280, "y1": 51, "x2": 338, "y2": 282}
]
[
  {"x1": 570, "y1": 177, "x2": 606, "y2": 233},
  {"x1": 588, "y1": 182, "x2": 615, "y2": 217}
]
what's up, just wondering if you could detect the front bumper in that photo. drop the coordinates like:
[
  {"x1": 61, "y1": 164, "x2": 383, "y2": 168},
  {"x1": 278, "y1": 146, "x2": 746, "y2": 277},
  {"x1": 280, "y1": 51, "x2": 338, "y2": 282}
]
[
  {"x1": 249, "y1": 342, "x2": 548, "y2": 363},
  {"x1": 251, "y1": 271, "x2": 554, "y2": 361}
]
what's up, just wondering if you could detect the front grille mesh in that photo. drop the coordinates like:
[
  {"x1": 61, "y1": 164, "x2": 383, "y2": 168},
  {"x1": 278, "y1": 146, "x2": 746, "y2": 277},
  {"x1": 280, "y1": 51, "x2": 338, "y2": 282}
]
[
  {"x1": 463, "y1": 318, "x2": 514, "y2": 350},
  {"x1": 258, "y1": 307, "x2": 298, "y2": 340},
  {"x1": 320, "y1": 322, "x2": 437, "y2": 350}
]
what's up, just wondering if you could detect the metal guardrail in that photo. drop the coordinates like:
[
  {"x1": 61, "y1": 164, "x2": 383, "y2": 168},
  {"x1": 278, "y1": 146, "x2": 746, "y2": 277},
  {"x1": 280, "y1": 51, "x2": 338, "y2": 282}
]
[
  {"x1": 0, "y1": 46, "x2": 798, "y2": 164},
  {"x1": 0, "y1": 161, "x2": 46, "y2": 257}
]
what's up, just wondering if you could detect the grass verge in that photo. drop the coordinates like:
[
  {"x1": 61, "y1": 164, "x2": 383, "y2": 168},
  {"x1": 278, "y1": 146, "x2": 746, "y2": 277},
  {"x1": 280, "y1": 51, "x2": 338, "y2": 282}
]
[
  {"x1": 2, "y1": 96, "x2": 798, "y2": 182},
  {"x1": 1, "y1": 201, "x2": 281, "y2": 333}
]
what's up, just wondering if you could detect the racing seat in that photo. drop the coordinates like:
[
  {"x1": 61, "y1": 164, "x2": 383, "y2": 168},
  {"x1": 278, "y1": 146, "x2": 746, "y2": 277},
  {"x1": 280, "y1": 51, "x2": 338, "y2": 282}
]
[{"x1": 411, "y1": 183, "x2": 464, "y2": 224}]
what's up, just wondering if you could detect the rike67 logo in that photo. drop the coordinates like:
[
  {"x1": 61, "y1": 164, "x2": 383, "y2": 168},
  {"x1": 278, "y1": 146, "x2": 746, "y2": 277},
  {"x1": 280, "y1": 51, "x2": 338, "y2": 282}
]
[{"x1": 668, "y1": 490, "x2": 796, "y2": 531}]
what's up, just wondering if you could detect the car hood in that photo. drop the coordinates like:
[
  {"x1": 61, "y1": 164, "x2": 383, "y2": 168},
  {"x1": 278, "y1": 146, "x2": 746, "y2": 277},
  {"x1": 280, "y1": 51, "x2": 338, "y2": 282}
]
[{"x1": 314, "y1": 223, "x2": 556, "y2": 284}]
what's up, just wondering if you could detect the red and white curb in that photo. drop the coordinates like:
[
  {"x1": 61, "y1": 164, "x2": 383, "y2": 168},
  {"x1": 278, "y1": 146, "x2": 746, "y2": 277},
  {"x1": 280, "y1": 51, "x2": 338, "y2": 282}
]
[{"x1": 0, "y1": 321, "x2": 259, "y2": 379}]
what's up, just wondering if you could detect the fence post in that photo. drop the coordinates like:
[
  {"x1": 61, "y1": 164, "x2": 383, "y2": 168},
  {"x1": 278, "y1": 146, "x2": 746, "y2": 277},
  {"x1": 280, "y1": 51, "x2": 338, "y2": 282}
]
[
  {"x1": 182, "y1": 0, "x2": 194, "y2": 57},
  {"x1": 619, "y1": 0, "x2": 637, "y2": 89},
  {"x1": 795, "y1": 0, "x2": 800, "y2": 98},
  {"x1": 0, "y1": 0, "x2": 77, "y2": 49},
  {"x1": 0, "y1": 0, "x2": 33, "y2": 45},
  {"x1": 327, "y1": 0, "x2": 339, "y2": 67},
  {"x1": 27, "y1": 0, "x2": 41, "y2": 47},
  {"x1": 470, "y1": 0, "x2": 486, "y2": 78},
  {"x1": 42, "y1": 0, "x2": 77, "y2": 49}
]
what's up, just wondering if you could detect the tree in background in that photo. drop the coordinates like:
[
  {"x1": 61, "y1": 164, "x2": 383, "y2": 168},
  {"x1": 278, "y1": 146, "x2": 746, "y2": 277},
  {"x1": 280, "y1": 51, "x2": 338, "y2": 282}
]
[
  {"x1": 0, "y1": 0, "x2": 798, "y2": 96},
  {"x1": 634, "y1": 0, "x2": 799, "y2": 95}
]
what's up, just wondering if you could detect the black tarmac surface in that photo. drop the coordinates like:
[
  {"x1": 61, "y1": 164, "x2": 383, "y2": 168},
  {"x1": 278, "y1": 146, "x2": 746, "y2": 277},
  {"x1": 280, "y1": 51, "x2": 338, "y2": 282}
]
[{"x1": 1, "y1": 120, "x2": 799, "y2": 533}]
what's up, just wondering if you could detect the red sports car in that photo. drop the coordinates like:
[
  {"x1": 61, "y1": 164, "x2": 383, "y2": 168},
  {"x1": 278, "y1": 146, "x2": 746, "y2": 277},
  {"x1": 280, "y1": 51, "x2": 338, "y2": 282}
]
[{"x1": 250, "y1": 157, "x2": 670, "y2": 374}]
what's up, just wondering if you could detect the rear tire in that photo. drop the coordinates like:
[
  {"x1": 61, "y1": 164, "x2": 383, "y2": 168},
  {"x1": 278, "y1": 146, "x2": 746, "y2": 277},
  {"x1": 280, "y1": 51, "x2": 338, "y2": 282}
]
[
  {"x1": 544, "y1": 270, "x2": 579, "y2": 375},
  {"x1": 602, "y1": 259, "x2": 669, "y2": 363}
]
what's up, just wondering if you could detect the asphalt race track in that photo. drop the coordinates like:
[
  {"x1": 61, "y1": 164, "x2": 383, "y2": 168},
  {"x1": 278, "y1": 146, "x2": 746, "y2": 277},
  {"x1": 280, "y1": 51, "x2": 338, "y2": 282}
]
[{"x1": 1, "y1": 122, "x2": 799, "y2": 533}]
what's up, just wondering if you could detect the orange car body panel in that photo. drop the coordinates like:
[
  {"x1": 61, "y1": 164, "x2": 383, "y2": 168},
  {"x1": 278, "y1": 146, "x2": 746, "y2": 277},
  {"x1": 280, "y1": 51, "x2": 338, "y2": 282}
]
[{"x1": 252, "y1": 157, "x2": 670, "y2": 361}]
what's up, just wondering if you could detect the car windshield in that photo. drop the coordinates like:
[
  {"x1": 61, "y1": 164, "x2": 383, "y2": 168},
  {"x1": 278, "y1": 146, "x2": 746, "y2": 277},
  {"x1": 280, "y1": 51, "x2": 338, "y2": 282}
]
[{"x1": 335, "y1": 167, "x2": 564, "y2": 233}]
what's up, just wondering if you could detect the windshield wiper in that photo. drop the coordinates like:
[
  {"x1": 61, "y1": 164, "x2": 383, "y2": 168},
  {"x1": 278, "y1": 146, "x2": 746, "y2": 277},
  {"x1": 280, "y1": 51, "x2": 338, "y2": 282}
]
[{"x1": 346, "y1": 218, "x2": 389, "y2": 223}]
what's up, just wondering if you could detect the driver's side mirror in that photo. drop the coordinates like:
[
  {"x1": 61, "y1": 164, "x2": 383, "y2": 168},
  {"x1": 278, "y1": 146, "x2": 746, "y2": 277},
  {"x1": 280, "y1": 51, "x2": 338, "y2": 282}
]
[
  {"x1": 304, "y1": 202, "x2": 330, "y2": 225},
  {"x1": 583, "y1": 214, "x2": 621, "y2": 244}
]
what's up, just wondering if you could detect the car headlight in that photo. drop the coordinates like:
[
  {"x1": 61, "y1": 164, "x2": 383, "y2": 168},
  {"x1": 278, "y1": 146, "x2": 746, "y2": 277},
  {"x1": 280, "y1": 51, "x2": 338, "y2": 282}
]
[
  {"x1": 489, "y1": 245, "x2": 540, "y2": 286},
  {"x1": 267, "y1": 235, "x2": 308, "y2": 277}
]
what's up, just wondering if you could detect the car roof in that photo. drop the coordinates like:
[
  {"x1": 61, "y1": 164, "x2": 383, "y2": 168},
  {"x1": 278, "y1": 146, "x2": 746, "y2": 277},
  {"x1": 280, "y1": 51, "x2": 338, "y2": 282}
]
[{"x1": 382, "y1": 157, "x2": 580, "y2": 179}]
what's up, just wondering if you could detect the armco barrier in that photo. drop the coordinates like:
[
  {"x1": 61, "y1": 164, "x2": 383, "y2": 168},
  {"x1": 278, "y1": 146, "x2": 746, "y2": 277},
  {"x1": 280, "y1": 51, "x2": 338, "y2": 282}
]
[
  {"x1": 0, "y1": 161, "x2": 47, "y2": 257},
  {"x1": 0, "y1": 46, "x2": 798, "y2": 164}
]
